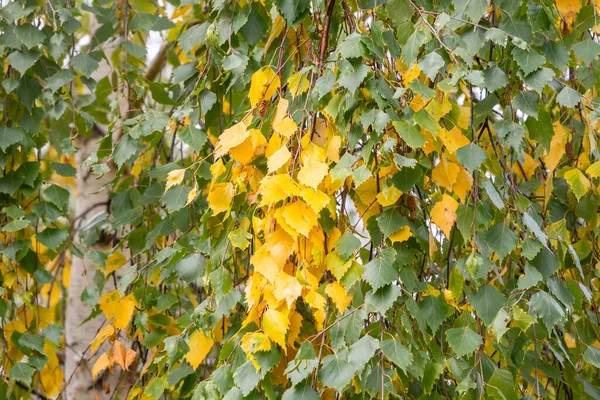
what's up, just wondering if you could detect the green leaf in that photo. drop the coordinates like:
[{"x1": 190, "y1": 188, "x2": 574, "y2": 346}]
[
  {"x1": 483, "y1": 223, "x2": 518, "y2": 260},
  {"x1": 352, "y1": 165, "x2": 372, "y2": 187},
  {"x1": 414, "y1": 109, "x2": 441, "y2": 134},
  {"x1": 446, "y1": 327, "x2": 482, "y2": 357},
  {"x1": 275, "y1": 0, "x2": 310, "y2": 25},
  {"x1": 362, "y1": 247, "x2": 397, "y2": 290},
  {"x1": 493, "y1": 120, "x2": 525, "y2": 150},
  {"x1": 0, "y1": 171, "x2": 24, "y2": 195},
  {"x1": 162, "y1": 185, "x2": 191, "y2": 213},
  {"x1": 453, "y1": 0, "x2": 489, "y2": 21},
  {"x1": 46, "y1": 70, "x2": 76, "y2": 93},
  {"x1": 348, "y1": 335, "x2": 379, "y2": 371},
  {"x1": 18, "y1": 333, "x2": 45, "y2": 353},
  {"x1": 365, "y1": 284, "x2": 401, "y2": 314},
  {"x1": 376, "y1": 209, "x2": 408, "y2": 238},
  {"x1": 51, "y1": 162, "x2": 77, "y2": 177},
  {"x1": 571, "y1": 39, "x2": 600, "y2": 64},
  {"x1": 517, "y1": 264, "x2": 543, "y2": 290},
  {"x1": 72, "y1": 53, "x2": 99, "y2": 76},
  {"x1": 584, "y1": 347, "x2": 600, "y2": 368},
  {"x1": 529, "y1": 291, "x2": 564, "y2": 331},
  {"x1": 487, "y1": 369, "x2": 518, "y2": 400},
  {"x1": 15, "y1": 24, "x2": 45, "y2": 49},
  {"x1": 1, "y1": 219, "x2": 31, "y2": 232},
  {"x1": 113, "y1": 134, "x2": 143, "y2": 167},
  {"x1": 513, "y1": 91, "x2": 539, "y2": 118},
  {"x1": 386, "y1": 0, "x2": 413, "y2": 25},
  {"x1": 7, "y1": 48, "x2": 40, "y2": 74},
  {"x1": 542, "y1": 41, "x2": 570, "y2": 71},
  {"x1": 393, "y1": 121, "x2": 425, "y2": 148},
  {"x1": 286, "y1": 341, "x2": 318, "y2": 386},
  {"x1": 338, "y1": 60, "x2": 370, "y2": 92},
  {"x1": 456, "y1": 143, "x2": 486, "y2": 171},
  {"x1": 319, "y1": 348, "x2": 355, "y2": 392},
  {"x1": 418, "y1": 52, "x2": 445, "y2": 80},
  {"x1": 470, "y1": 284, "x2": 505, "y2": 326},
  {"x1": 523, "y1": 67, "x2": 554, "y2": 93},
  {"x1": 338, "y1": 32, "x2": 367, "y2": 59},
  {"x1": 36, "y1": 228, "x2": 68, "y2": 251},
  {"x1": 282, "y1": 383, "x2": 320, "y2": 400},
  {"x1": 0, "y1": 127, "x2": 24, "y2": 151},
  {"x1": 335, "y1": 232, "x2": 361, "y2": 259},
  {"x1": 419, "y1": 295, "x2": 452, "y2": 333},
  {"x1": 556, "y1": 86, "x2": 581, "y2": 108},
  {"x1": 483, "y1": 63, "x2": 508, "y2": 92},
  {"x1": 513, "y1": 47, "x2": 545, "y2": 75},
  {"x1": 43, "y1": 184, "x2": 70, "y2": 210},
  {"x1": 44, "y1": 324, "x2": 64, "y2": 345},
  {"x1": 8, "y1": 362, "x2": 35, "y2": 385},
  {"x1": 178, "y1": 23, "x2": 209, "y2": 56},
  {"x1": 380, "y1": 339, "x2": 412, "y2": 372},
  {"x1": 174, "y1": 254, "x2": 205, "y2": 283}
]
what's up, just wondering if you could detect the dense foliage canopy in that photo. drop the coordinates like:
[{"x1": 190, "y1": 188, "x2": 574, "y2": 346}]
[{"x1": 1, "y1": 0, "x2": 600, "y2": 398}]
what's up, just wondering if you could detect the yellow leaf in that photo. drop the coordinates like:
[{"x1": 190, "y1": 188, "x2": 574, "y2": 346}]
[
  {"x1": 287, "y1": 71, "x2": 310, "y2": 99},
  {"x1": 249, "y1": 67, "x2": 280, "y2": 108},
  {"x1": 265, "y1": 16, "x2": 285, "y2": 53},
  {"x1": 113, "y1": 341, "x2": 127, "y2": 371},
  {"x1": 99, "y1": 291, "x2": 136, "y2": 329},
  {"x1": 389, "y1": 225, "x2": 413, "y2": 244},
  {"x1": 273, "y1": 271, "x2": 302, "y2": 307},
  {"x1": 438, "y1": 128, "x2": 469, "y2": 154},
  {"x1": 259, "y1": 174, "x2": 300, "y2": 206},
  {"x1": 210, "y1": 158, "x2": 226, "y2": 179},
  {"x1": 244, "y1": 332, "x2": 273, "y2": 354},
  {"x1": 556, "y1": 0, "x2": 581, "y2": 24},
  {"x1": 587, "y1": 161, "x2": 600, "y2": 177},
  {"x1": 165, "y1": 168, "x2": 186, "y2": 192},
  {"x1": 300, "y1": 186, "x2": 330, "y2": 213},
  {"x1": 326, "y1": 252, "x2": 353, "y2": 281},
  {"x1": 325, "y1": 281, "x2": 352, "y2": 313},
  {"x1": 432, "y1": 157, "x2": 459, "y2": 191},
  {"x1": 431, "y1": 194, "x2": 459, "y2": 237},
  {"x1": 208, "y1": 182, "x2": 235, "y2": 214},
  {"x1": 125, "y1": 348, "x2": 136, "y2": 370},
  {"x1": 91, "y1": 353, "x2": 110, "y2": 381},
  {"x1": 287, "y1": 311, "x2": 303, "y2": 345},
  {"x1": 326, "y1": 135, "x2": 342, "y2": 162},
  {"x1": 281, "y1": 201, "x2": 319, "y2": 237},
  {"x1": 544, "y1": 123, "x2": 567, "y2": 172},
  {"x1": 403, "y1": 63, "x2": 421, "y2": 87},
  {"x1": 91, "y1": 324, "x2": 115, "y2": 353},
  {"x1": 104, "y1": 250, "x2": 127, "y2": 276},
  {"x1": 564, "y1": 168, "x2": 591, "y2": 200},
  {"x1": 273, "y1": 117, "x2": 298, "y2": 139},
  {"x1": 298, "y1": 159, "x2": 328, "y2": 189},
  {"x1": 40, "y1": 362, "x2": 63, "y2": 397},
  {"x1": 377, "y1": 185, "x2": 402, "y2": 207},
  {"x1": 273, "y1": 98, "x2": 288, "y2": 126},
  {"x1": 452, "y1": 166, "x2": 473, "y2": 203},
  {"x1": 215, "y1": 122, "x2": 249, "y2": 158},
  {"x1": 251, "y1": 229, "x2": 295, "y2": 283},
  {"x1": 230, "y1": 129, "x2": 267, "y2": 164},
  {"x1": 185, "y1": 330, "x2": 214, "y2": 369},
  {"x1": 262, "y1": 308, "x2": 289, "y2": 350},
  {"x1": 267, "y1": 146, "x2": 291, "y2": 173},
  {"x1": 186, "y1": 186, "x2": 198, "y2": 206}
]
